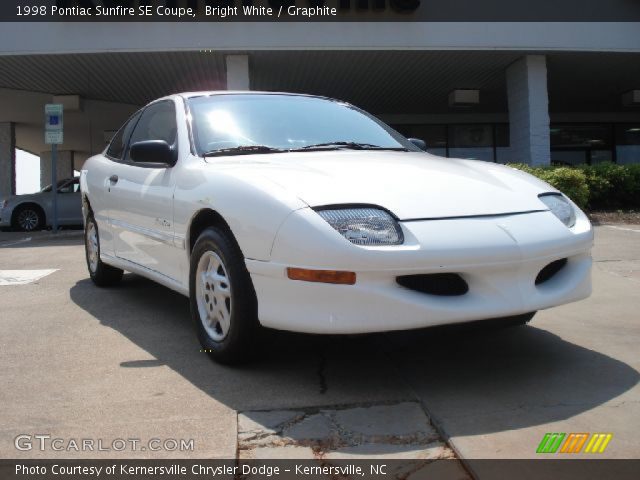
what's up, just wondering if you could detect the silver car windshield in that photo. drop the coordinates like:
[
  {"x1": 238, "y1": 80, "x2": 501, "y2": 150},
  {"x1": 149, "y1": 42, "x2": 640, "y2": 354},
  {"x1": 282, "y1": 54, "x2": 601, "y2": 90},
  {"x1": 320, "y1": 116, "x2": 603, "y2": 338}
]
[
  {"x1": 187, "y1": 94, "x2": 418, "y2": 156},
  {"x1": 40, "y1": 179, "x2": 71, "y2": 193}
]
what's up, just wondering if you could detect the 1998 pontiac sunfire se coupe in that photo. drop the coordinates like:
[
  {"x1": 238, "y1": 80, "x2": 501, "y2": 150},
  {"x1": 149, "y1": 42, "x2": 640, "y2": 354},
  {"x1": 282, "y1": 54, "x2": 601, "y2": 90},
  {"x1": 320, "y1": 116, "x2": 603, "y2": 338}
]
[{"x1": 81, "y1": 92, "x2": 593, "y2": 363}]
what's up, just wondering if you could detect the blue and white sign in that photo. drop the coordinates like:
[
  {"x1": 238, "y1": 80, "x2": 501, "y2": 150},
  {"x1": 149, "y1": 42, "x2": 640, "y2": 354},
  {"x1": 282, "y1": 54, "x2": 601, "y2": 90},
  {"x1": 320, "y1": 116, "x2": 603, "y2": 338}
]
[{"x1": 45, "y1": 103, "x2": 63, "y2": 144}]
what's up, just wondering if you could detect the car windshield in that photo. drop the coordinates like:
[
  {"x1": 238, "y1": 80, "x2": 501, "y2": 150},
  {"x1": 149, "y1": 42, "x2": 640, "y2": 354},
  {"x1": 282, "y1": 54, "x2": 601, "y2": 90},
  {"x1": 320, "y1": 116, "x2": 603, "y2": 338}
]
[
  {"x1": 187, "y1": 94, "x2": 418, "y2": 156},
  {"x1": 40, "y1": 179, "x2": 70, "y2": 193}
]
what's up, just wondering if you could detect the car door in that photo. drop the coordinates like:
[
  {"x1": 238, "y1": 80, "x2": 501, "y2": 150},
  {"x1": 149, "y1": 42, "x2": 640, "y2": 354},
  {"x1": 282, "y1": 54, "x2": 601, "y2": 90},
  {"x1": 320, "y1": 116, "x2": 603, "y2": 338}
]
[
  {"x1": 107, "y1": 100, "x2": 181, "y2": 280},
  {"x1": 87, "y1": 110, "x2": 143, "y2": 258},
  {"x1": 56, "y1": 178, "x2": 82, "y2": 224}
]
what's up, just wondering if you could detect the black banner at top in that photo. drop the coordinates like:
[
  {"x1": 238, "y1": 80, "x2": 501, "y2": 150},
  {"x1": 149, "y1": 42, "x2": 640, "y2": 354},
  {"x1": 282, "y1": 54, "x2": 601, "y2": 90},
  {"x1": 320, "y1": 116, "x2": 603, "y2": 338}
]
[{"x1": 1, "y1": 0, "x2": 640, "y2": 22}]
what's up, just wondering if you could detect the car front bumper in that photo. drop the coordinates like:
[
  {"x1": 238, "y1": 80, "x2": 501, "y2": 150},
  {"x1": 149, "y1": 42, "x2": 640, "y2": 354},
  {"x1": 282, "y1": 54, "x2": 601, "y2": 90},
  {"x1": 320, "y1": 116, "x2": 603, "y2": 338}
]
[{"x1": 245, "y1": 209, "x2": 593, "y2": 334}]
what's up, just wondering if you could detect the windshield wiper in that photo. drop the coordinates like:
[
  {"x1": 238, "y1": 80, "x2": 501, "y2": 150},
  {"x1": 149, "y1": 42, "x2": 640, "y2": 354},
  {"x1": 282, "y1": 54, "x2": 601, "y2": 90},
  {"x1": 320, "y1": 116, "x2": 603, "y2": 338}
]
[
  {"x1": 296, "y1": 142, "x2": 408, "y2": 151},
  {"x1": 202, "y1": 145, "x2": 286, "y2": 157}
]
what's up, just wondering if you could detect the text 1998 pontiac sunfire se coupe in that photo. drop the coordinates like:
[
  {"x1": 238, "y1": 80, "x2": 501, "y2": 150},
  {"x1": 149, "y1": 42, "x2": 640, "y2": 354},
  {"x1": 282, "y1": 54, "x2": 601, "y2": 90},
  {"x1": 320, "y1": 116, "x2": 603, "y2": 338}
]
[{"x1": 81, "y1": 92, "x2": 593, "y2": 363}]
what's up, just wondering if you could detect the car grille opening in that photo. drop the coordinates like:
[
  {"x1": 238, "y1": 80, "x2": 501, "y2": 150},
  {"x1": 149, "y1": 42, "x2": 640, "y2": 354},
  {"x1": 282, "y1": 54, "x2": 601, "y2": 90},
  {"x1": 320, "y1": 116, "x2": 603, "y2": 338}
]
[
  {"x1": 397, "y1": 273, "x2": 469, "y2": 296},
  {"x1": 536, "y1": 258, "x2": 568, "y2": 285}
]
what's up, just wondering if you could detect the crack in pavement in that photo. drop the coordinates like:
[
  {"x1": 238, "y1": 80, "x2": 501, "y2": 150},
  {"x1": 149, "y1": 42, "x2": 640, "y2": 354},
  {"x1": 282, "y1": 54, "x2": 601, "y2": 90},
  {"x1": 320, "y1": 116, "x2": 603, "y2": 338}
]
[{"x1": 237, "y1": 402, "x2": 455, "y2": 465}]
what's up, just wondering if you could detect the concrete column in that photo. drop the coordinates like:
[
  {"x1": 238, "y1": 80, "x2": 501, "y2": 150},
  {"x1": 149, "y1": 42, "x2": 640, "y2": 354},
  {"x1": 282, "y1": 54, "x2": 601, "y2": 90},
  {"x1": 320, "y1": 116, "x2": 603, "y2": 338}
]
[
  {"x1": 225, "y1": 55, "x2": 250, "y2": 90},
  {"x1": 0, "y1": 122, "x2": 16, "y2": 198},
  {"x1": 506, "y1": 55, "x2": 551, "y2": 166},
  {"x1": 39, "y1": 150, "x2": 74, "y2": 189}
]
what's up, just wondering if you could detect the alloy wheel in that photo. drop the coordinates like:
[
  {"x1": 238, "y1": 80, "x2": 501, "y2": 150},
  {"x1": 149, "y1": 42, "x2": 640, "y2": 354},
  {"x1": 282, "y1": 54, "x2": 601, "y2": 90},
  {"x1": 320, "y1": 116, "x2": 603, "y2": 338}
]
[
  {"x1": 18, "y1": 209, "x2": 39, "y2": 231},
  {"x1": 86, "y1": 221, "x2": 99, "y2": 273},
  {"x1": 195, "y1": 251, "x2": 232, "y2": 341}
]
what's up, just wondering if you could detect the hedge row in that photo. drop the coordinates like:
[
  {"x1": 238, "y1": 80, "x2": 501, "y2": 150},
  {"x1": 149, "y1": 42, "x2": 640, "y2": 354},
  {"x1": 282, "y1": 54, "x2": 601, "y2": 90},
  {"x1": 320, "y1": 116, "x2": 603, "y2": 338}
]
[{"x1": 508, "y1": 162, "x2": 640, "y2": 211}]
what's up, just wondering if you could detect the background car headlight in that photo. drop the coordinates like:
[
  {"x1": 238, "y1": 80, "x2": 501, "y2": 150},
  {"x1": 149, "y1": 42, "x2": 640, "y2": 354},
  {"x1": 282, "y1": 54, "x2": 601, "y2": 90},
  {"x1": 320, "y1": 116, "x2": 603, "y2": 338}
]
[
  {"x1": 539, "y1": 193, "x2": 576, "y2": 227},
  {"x1": 316, "y1": 207, "x2": 403, "y2": 246}
]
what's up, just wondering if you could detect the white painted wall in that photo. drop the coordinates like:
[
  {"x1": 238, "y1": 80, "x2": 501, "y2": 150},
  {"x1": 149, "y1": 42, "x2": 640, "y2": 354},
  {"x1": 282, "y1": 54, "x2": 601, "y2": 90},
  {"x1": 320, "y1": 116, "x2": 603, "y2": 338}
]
[{"x1": 1, "y1": 22, "x2": 639, "y2": 55}]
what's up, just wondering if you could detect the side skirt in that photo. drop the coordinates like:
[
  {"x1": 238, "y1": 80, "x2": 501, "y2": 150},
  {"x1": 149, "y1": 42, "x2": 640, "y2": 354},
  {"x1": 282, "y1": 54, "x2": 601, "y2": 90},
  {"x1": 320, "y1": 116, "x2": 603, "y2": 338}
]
[{"x1": 100, "y1": 253, "x2": 189, "y2": 297}]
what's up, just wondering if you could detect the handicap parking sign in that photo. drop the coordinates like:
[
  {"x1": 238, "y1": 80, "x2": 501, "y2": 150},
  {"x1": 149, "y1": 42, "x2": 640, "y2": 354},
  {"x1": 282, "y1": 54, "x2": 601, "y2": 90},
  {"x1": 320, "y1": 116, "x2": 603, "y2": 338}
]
[{"x1": 45, "y1": 104, "x2": 63, "y2": 144}]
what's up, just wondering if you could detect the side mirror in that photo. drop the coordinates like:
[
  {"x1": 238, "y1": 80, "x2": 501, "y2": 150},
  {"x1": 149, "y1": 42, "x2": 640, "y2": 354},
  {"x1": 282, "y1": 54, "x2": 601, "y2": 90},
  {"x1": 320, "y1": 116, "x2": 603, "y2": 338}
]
[
  {"x1": 129, "y1": 140, "x2": 176, "y2": 166},
  {"x1": 408, "y1": 138, "x2": 427, "y2": 151}
]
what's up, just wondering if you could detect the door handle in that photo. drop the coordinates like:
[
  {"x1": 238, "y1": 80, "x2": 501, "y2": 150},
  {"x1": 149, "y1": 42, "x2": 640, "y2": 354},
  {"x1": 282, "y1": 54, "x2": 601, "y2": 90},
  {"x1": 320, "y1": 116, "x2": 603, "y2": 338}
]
[{"x1": 109, "y1": 175, "x2": 119, "y2": 184}]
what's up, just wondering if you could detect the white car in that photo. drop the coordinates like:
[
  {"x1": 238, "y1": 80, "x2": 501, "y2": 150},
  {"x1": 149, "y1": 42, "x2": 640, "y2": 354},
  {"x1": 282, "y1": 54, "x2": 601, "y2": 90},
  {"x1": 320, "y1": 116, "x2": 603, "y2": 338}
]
[{"x1": 81, "y1": 92, "x2": 593, "y2": 363}]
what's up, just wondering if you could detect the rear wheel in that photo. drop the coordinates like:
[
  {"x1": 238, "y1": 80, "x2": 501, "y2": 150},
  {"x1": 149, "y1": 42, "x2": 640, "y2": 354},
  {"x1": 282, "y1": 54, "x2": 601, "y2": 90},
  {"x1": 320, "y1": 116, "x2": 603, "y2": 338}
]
[
  {"x1": 85, "y1": 214, "x2": 123, "y2": 287},
  {"x1": 13, "y1": 205, "x2": 44, "y2": 231},
  {"x1": 190, "y1": 227, "x2": 259, "y2": 364}
]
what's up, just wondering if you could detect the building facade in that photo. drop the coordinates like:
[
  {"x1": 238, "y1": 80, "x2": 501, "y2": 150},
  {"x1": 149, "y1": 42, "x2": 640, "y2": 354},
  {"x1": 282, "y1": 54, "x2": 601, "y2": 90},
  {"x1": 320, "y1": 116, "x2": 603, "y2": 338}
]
[{"x1": 0, "y1": 0, "x2": 639, "y2": 197}]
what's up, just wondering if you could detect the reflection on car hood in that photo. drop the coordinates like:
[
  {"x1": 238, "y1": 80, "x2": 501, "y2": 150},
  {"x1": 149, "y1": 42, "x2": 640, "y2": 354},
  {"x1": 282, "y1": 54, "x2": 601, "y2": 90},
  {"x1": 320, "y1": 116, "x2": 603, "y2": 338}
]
[{"x1": 210, "y1": 151, "x2": 554, "y2": 220}]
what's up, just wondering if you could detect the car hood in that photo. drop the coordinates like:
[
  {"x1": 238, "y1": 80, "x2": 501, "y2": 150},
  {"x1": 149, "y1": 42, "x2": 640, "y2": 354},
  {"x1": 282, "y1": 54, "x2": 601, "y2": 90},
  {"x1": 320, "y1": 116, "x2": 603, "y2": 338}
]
[
  {"x1": 3, "y1": 192, "x2": 43, "y2": 204},
  {"x1": 211, "y1": 151, "x2": 554, "y2": 220}
]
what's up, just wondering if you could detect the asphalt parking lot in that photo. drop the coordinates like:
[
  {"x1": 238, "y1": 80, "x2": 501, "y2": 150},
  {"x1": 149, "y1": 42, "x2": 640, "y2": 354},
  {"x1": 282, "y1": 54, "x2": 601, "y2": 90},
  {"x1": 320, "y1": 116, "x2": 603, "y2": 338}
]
[{"x1": 0, "y1": 226, "x2": 638, "y2": 468}]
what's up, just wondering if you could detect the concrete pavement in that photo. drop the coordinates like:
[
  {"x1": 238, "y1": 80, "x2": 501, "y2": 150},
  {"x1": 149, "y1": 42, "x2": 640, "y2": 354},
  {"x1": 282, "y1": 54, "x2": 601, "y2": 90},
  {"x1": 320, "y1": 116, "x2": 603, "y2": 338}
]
[{"x1": 0, "y1": 226, "x2": 638, "y2": 468}]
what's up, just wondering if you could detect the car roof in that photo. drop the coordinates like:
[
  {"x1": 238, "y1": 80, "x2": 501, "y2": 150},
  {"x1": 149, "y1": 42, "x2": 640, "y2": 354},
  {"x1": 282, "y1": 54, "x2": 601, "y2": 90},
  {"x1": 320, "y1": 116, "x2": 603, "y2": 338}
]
[
  {"x1": 146, "y1": 91, "x2": 349, "y2": 113},
  {"x1": 172, "y1": 91, "x2": 337, "y2": 102}
]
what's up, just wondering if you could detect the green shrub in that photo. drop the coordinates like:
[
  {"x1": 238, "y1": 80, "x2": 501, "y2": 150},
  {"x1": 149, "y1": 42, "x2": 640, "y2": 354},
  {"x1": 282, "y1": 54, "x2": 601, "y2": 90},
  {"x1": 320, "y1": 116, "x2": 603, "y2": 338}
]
[
  {"x1": 508, "y1": 162, "x2": 640, "y2": 211},
  {"x1": 579, "y1": 163, "x2": 640, "y2": 210},
  {"x1": 509, "y1": 163, "x2": 589, "y2": 209},
  {"x1": 543, "y1": 168, "x2": 590, "y2": 209}
]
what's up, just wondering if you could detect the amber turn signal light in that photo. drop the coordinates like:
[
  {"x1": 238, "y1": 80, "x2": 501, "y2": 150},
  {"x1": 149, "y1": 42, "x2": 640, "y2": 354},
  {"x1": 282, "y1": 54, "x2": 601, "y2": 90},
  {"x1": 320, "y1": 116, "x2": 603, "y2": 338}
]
[{"x1": 287, "y1": 268, "x2": 356, "y2": 285}]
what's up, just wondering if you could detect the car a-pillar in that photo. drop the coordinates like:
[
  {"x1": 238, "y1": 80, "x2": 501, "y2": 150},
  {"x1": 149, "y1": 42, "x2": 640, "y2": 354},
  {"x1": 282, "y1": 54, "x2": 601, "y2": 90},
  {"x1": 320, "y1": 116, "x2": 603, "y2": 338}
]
[{"x1": 0, "y1": 122, "x2": 16, "y2": 199}]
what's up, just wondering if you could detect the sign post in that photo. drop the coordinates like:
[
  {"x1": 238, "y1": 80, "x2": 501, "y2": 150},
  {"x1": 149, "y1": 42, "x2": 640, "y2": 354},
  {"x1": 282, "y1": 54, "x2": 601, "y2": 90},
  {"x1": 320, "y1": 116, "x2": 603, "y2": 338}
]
[{"x1": 44, "y1": 104, "x2": 63, "y2": 233}]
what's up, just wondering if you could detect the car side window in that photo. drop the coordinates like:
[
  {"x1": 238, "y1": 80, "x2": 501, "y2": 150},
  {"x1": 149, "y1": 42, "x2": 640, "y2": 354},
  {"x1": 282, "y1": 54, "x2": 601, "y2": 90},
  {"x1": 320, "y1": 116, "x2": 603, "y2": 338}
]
[
  {"x1": 57, "y1": 179, "x2": 79, "y2": 194},
  {"x1": 58, "y1": 180, "x2": 74, "y2": 194},
  {"x1": 124, "y1": 101, "x2": 177, "y2": 162},
  {"x1": 69, "y1": 178, "x2": 80, "y2": 193},
  {"x1": 106, "y1": 111, "x2": 142, "y2": 161}
]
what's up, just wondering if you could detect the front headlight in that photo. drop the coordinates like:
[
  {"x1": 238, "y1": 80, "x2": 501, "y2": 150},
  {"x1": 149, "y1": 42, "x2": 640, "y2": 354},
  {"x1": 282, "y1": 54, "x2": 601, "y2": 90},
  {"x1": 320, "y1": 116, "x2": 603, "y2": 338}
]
[
  {"x1": 539, "y1": 193, "x2": 576, "y2": 228},
  {"x1": 0, "y1": 199, "x2": 7, "y2": 210},
  {"x1": 316, "y1": 207, "x2": 404, "y2": 246}
]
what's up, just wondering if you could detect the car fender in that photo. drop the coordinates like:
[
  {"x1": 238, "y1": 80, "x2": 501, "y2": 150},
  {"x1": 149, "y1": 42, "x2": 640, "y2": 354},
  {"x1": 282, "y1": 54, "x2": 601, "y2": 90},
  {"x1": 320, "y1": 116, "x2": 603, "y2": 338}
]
[{"x1": 174, "y1": 158, "x2": 308, "y2": 262}]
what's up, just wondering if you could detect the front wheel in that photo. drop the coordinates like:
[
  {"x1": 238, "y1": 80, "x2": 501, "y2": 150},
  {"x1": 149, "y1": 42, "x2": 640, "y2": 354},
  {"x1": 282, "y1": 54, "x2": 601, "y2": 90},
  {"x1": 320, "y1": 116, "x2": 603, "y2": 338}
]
[
  {"x1": 189, "y1": 227, "x2": 259, "y2": 364},
  {"x1": 85, "y1": 214, "x2": 123, "y2": 287},
  {"x1": 13, "y1": 205, "x2": 44, "y2": 231}
]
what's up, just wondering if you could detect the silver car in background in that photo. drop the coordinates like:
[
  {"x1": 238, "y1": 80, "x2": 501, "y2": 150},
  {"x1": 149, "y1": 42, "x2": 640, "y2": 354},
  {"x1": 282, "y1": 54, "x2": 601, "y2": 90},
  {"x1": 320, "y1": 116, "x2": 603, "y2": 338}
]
[{"x1": 0, "y1": 177, "x2": 82, "y2": 231}]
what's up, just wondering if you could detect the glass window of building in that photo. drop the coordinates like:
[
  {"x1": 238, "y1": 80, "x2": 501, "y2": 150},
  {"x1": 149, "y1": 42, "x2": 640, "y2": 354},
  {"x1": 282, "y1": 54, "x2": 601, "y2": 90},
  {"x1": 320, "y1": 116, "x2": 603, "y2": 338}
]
[
  {"x1": 550, "y1": 124, "x2": 613, "y2": 165},
  {"x1": 448, "y1": 124, "x2": 494, "y2": 162},
  {"x1": 495, "y1": 124, "x2": 511, "y2": 164},
  {"x1": 393, "y1": 124, "x2": 447, "y2": 157},
  {"x1": 615, "y1": 124, "x2": 640, "y2": 165}
]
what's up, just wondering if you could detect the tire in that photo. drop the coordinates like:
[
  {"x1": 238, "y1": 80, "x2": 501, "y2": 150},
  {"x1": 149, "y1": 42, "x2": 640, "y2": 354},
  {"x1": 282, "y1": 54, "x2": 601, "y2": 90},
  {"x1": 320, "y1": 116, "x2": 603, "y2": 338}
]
[
  {"x1": 13, "y1": 204, "x2": 44, "y2": 231},
  {"x1": 189, "y1": 227, "x2": 259, "y2": 364},
  {"x1": 85, "y1": 214, "x2": 123, "y2": 287}
]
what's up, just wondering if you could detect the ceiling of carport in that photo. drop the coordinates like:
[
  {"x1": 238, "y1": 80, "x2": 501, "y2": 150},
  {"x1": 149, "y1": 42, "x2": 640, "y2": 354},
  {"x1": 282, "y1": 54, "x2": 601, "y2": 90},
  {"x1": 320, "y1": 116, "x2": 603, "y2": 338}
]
[
  {"x1": 0, "y1": 51, "x2": 228, "y2": 106},
  {"x1": 547, "y1": 52, "x2": 640, "y2": 113},
  {"x1": 0, "y1": 50, "x2": 638, "y2": 115},
  {"x1": 251, "y1": 51, "x2": 521, "y2": 114},
  {"x1": 0, "y1": 50, "x2": 522, "y2": 113}
]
